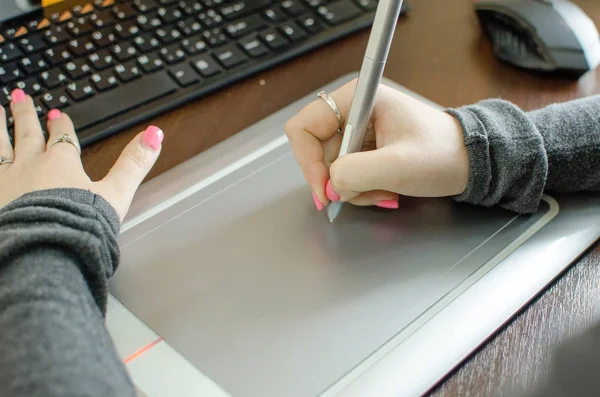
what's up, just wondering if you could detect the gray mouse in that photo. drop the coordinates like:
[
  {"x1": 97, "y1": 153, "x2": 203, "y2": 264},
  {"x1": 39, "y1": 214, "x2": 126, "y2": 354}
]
[{"x1": 474, "y1": 0, "x2": 600, "y2": 77}]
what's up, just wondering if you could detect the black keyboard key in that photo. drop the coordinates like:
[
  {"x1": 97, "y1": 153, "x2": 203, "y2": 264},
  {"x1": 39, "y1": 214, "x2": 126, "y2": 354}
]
[
  {"x1": 33, "y1": 98, "x2": 45, "y2": 117},
  {"x1": 159, "y1": 0, "x2": 178, "y2": 5},
  {"x1": 18, "y1": 33, "x2": 47, "y2": 53},
  {"x1": 279, "y1": 21, "x2": 307, "y2": 42},
  {"x1": 43, "y1": 25, "x2": 70, "y2": 45},
  {"x1": 137, "y1": 53, "x2": 165, "y2": 73},
  {"x1": 91, "y1": 71, "x2": 119, "y2": 91},
  {"x1": 92, "y1": 27, "x2": 119, "y2": 48},
  {"x1": 137, "y1": 13, "x2": 163, "y2": 31},
  {"x1": 115, "y1": 61, "x2": 142, "y2": 82},
  {"x1": 40, "y1": 68, "x2": 69, "y2": 88},
  {"x1": 177, "y1": 17, "x2": 203, "y2": 36},
  {"x1": 115, "y1": 20, "x2": 141, "y2": 39},
  {"x1": 354, "y1": 0, "x2": 378, "y2": 11},
  {"x1": 12, "y1": 78, "x2": 43, "y2": 96},
  {"x1": 20, "y1": 53, "x2": 49, "y2": 74},
  {"x1": 44, "y1": 45, "x2": 72, "y2": 66},
  {"x1": 0, "y1": 62, "x2": 23, "y2": 84},
  {"x1": 181, "y1": 36, "x2": 207, "y2": 55},
  {"x1": 191, "y1": 54, "x2": 222, "y2": 77},
  {"x1": 155, "y1": 27, "x2": 183, "y2": 44},
  {"x1": 64, "y1": 59, "x2": 92, "y2": 79},
  {"x1": 220, "y1": 0, "x2": 270, "y2": 21},
  {"x1": 134, "y1": 33, "x2": 161, "y2": 52},
  {"x1": 0, "y1": 43, "x2": 23, "y2": 62},
  {"x1": 259, "y1": 28, "x2": 288, "y2": 50},
  {"x1": 299, "y1": 14, "x2": 324, "y2": 33},
  {"x1": 111, "y1": 41, "x2": 138, "y2": 61},
  {"x1": 202, "y1": 28, "x2": 227, "y2": 47},
  {"x1": 113, "y1": 4, "x2": 137, "y2": 20},
  {"x1": 1, "y1": 87, "x2": 11, "y2": 106},
  {"x1": 89, "y1": 50, "x2": 116, "y2": 70},
  {"x1": 214, "y1": 45, "x2": 248, "y2": 69},
  {"x1": 281, "y1": 0, "x2": 306, "y2": 16},
  {"x1": 263, "y1": 7, "x2": 287, "y2": 23},
  {"x1": 157, "y1": 6, "x2": 184, "y2": 24},
  {"x1": 317, "y1": 1, "x2": 362, "y2": 25},
  {"x1": 67, "y1": 17, "x2": 95, "y2": 36},
  {"x1": 198, "y1": 10, "x2": 223, "y2": 28},
  {"x1": 66, "y1": 81, "x2": 95, "y2": 101},
  {"x1": 159, "y1": 45, "x2": 186, "y2": 64},
  {"x1": 134, "y1": 0, "x2": 159, "y2": 12},
  {"x1": 68, "y1": 38, "x2": 96, "y2": 57},
  {"x1": 305, "y1": 0, "x2": 325, "y2": 7},
  {"x1": 42, "y1": 89, "x2": 70, "y2": 109},
  {"x1": 90, "y1": 10, "x2": 116, "y2": 28},
  {"x1": 239, "y1": 35, "x2": 269, "y2": 58},
  {"x1": 169, "y1": 64, "x2": 199, "y2": 86},
  {"x1": 179, "y1": 1, "x2": 204, "y2": 15},
  {"x1": 225, "y1": 14, "x2": 266, "y2": 39},
  {"x1": 68, "y1": 71, "x2": 177, "y2": 130}
]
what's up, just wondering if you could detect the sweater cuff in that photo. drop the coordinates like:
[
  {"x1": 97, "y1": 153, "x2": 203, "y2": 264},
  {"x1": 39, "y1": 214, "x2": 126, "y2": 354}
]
[
  {"x1": 445, "y1": 99, "x2": 548, "y2": 214},
  {"x1": 445, "y1": 107, "x2": 492, "y2": 205},
  {"x1": 11, "y1": 188, "x2": 121, "y2": 232}
]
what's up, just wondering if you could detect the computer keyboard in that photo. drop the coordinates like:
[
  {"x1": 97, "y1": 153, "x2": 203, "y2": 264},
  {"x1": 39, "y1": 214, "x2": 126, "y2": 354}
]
[{"x1": 0, "y1": 0, "x2": 409, "y2": 147}]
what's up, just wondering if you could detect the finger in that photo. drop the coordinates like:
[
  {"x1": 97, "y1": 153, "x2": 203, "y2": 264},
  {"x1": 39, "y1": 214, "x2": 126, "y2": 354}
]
[
  {"x1": 328, "y1": 147, "x2": 403, "y2": 202},
  {"x1": 46, "y1": 110, "x2": 82, "y2": 160},
  {"x1": 285, "y1": 80, "x2": 357, "y2": 204},
  {"x1": 347, "y1": 191, "x2": 399, "y2": 209},
  {"x1": 101, "y1": 126, "x2": 163, "y2": 218},
  {"x1": 0, "y1": 106, "x2": 14, "y2": 164},
  {"x1": 10, "y1": 89, "x2": 45, "y2": 161}
]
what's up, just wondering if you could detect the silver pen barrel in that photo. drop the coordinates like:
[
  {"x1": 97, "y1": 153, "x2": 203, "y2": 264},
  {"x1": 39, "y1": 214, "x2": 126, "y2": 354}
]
[{"x1": 328, "y1": 0, "x2": 403, "y2": 222}]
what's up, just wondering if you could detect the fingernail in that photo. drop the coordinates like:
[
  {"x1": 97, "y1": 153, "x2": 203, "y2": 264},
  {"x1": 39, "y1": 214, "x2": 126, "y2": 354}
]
[
  {"x1": 11, "y1": 89, "x2": 25, "y2": 104},
  {"x1": 47, "y1": 109, "x2": 62, "y2": 121},
  {"x1": 325, "y1": 179, "x2": 340, "y2": 202},
  {"x1": 376, "y1": 200, "x2": 399, "y2": 209},
  {"x1": 312, "y1": 192, "x2": 324, "y2": 211},
  {"x1": 142, "y1": 125, "x2": 164, "y2": 150}
]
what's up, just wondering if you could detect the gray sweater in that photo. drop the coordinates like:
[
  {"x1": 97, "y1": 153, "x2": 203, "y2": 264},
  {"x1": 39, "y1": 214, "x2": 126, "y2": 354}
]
[{"x1": 0, "y1": 96, "x2": 599, "y2": 397}]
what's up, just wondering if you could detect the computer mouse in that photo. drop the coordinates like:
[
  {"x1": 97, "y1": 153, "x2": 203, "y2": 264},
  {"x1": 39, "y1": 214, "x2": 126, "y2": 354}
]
[{"x1": 474, "y1": 0, "x2": 600, "y2": 77}]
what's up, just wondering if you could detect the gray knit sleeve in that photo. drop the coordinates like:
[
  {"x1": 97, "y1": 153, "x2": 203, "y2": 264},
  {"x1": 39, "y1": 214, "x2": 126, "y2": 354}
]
[
  {"x1": 0, "y1": 188, "x2": 135, "y2": 397},
  {"x1": 446, "y1": 95, "x2": 600, "y2": 213}
]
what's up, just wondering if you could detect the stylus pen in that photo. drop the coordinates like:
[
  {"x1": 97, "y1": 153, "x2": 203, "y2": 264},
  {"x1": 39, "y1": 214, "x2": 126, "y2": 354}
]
[{"x1": 327, "y1": 0, "x2": 404, "y2": 223}]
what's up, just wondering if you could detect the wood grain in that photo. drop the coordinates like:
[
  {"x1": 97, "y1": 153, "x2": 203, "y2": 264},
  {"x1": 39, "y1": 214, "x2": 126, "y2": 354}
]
[{"x1": 79, "y1": 0, "x2": 600, "y2": 395}]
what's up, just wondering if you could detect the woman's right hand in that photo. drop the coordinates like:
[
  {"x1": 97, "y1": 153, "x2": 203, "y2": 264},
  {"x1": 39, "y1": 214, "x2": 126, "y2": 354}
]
[{"x1": 285, "y1": 79, "x2": 471, "y2": 210}]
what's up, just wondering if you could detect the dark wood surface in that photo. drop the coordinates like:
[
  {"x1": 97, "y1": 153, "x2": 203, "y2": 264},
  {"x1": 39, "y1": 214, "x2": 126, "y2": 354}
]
[{"x1": 81, "y1": 1, "x2": 600, "y2": 395}]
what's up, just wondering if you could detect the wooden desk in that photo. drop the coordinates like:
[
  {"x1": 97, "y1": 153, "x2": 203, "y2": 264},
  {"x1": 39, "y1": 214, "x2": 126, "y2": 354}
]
[{"x1": 82, "y1": 1, "x2": 600, "y2": 395}]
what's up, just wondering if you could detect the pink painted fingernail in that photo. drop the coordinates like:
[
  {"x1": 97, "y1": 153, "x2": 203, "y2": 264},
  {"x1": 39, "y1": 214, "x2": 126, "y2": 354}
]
[
  {"x1": 312, "y1": 192, "x2": 324, "y2": 211},
  {"x1": 11, "y1": 89, "x2": 26, "y2": 104},
  {"x1": 142, "y1": 125, "x2": 164, "y2": 150},
  {"x1": 47, "y1": 109, "x2": 62, "y2": 121},
  {"x1": 325, "y1": 179, "x2": 340, "y2": 202},
  {"x1": 376, "y1": 200, "x2": 399, "y2": 209}
]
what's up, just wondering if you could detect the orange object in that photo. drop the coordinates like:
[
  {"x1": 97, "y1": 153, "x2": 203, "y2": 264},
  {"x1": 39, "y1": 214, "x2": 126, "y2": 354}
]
[
  {"x1": 37, "y1": 18, "x2": 51, "y2": 30},
  {"x1": 41, "y1": 0, "x2": 64, "y2": 5},
  {"x1": 58, "y1": 10, "x2": 72, "y2": 22},
  {"x1": 81, "y1": 3, "x2": 94, "y2": 14},
  {"x1": 15, "y1": 26, "x2": 28, "y2": 38}
]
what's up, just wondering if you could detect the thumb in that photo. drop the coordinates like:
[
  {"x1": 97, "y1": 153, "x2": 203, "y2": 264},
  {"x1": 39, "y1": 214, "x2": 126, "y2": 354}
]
[
  {"x1": 327, "y1": 148, "x2": 400, "y2": 202},
  {"x1": 100, "y1": 126, "x2": 163, "y2": 219}
]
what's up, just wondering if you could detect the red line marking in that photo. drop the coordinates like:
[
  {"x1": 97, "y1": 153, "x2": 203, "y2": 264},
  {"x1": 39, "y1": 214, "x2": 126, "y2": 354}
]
[{"x1": 123, "y1": 337, "x2": 164, "y2": 364}]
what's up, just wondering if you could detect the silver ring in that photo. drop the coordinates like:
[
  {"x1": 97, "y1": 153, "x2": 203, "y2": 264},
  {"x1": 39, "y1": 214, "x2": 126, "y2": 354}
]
[
  {"x1": 317, "y1": 90, "x2": 344, "y2": 135},
  {"x1": 48, "y1": 134, "x2": 81, "y2": 155},
  {"x1": 0, "y1": 156, "x2": 13, "y2": 165}
]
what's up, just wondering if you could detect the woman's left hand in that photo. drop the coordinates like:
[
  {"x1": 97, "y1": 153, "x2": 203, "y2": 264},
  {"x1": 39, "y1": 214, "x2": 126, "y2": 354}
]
[{"x1": 0, "y1": 89, "x2": 163, "y2": 221}]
